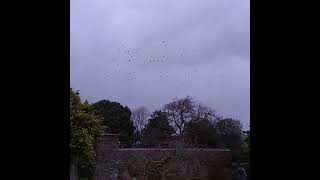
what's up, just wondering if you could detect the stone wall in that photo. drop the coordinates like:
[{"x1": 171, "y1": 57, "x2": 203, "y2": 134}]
[
  {"x1": 94, "y1": 134, "x2": 119, "y2": 180},
  {"x1": 94, "y1": 134, "x2": 232, "y2": 180},
  {"x1": 70, "y1": 163, "x2": 79, "y2": 180}
]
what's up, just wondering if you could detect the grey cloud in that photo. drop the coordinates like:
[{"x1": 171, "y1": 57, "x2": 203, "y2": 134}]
[{"x1": 71, "y1": 0, "x2": 250, "y2": 130}]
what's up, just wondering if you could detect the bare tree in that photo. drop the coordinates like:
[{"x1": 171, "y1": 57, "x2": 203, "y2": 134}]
[
  {"x1": 163, "y1": 96, "x2": 196, "y2": 135},
  {"x1": 131, "y1": 106, "x2": 150, "y2": 132},
  {"x1": 193, "y1": 102, "x2": 217, "y2": 123}
]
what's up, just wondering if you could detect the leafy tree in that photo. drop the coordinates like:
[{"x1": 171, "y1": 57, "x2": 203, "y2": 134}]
[
  {"x1": 184, "y1": 119, "x2": 222, "y2": 148},
  {"x1": 216, "y1": 118, "x2": 243, "y2": 161},
  {"x1": 92, "y1": 100, "x2": 135, "y2": 146},
  {"x1": 141, "y1": 110, "x2": 175, "y2": 147},
  {"x1": 216, "y1": 118, "x2": 243, "y2": 148},
  {"x1": 70, "y1": 88, "x2": 104, "y2": 176}
]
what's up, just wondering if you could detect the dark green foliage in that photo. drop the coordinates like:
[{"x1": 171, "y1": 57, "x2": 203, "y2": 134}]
[
  {"x1": 216, "y1": 118, "x2": 243, "y2": 149},
  {"x1": 216, "y1": 118, "x2": 243, "y2": 161},
  {"x1": 92, "y1": 100, "x2": 135, "y2": 146},
  {"x1": 184, "y1": 119, "x2": 222, "y2": 148},
  {"x1": 141, "y1": 111, "x2": 175, "y2": 147},
  {"x1": 242, "y1": 128, "x2": 250, "y2": 179},
  {"x1": 70, "y1": 88, "x2": 104, "y2": 173}
]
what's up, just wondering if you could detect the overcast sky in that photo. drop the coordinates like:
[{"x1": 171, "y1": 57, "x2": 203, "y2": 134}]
[{"x1": 71, "y1": 0, "x2": 250, "y2": 130}]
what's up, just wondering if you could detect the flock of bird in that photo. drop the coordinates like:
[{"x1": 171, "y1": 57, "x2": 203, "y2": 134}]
[{"x1": 108, "y1": 41, "x2": 202, "y2": 81}]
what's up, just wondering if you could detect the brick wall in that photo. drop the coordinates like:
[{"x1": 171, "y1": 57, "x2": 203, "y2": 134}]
[{"x1": 94, "y1": 134, "x2": 232, "y2": 180}]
